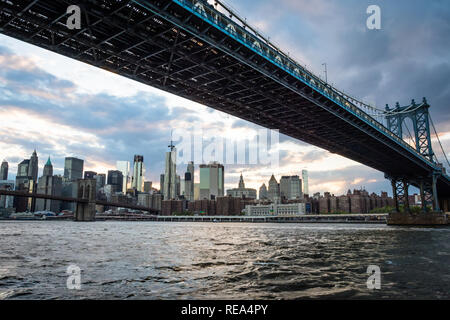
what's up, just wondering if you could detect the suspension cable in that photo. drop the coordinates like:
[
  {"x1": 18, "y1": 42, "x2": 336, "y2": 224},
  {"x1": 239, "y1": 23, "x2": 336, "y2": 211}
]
[
  {"x1": 429, "y1": 114, "x2": 450, "y2": 168},
  {"x1": 404, "y1": 123, "x2": 415, "y2": 148}
]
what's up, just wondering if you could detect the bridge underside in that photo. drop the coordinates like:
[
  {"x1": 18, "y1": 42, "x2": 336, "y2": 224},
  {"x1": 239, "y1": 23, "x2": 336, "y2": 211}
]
[{"x1": 1, "y1": 0, "x2": 449, "y2": 200}]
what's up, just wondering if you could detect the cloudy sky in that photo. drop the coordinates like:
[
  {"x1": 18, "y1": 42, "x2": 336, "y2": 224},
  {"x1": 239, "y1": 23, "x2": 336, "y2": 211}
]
[{"x1": 1, "y1": 0, "x2": 449, "y2": 196}]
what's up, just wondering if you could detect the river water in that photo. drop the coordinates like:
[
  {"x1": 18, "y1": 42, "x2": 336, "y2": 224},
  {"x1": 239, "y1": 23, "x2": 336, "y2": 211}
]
[{"x1": 0, "y1": 221, "x2": 449, "y2": 299}]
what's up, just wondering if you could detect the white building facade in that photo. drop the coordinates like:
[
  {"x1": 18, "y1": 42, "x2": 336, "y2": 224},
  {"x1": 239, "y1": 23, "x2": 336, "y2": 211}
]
[{"x1": 245, "y1": 202, "x2": 306, "y2": 216}]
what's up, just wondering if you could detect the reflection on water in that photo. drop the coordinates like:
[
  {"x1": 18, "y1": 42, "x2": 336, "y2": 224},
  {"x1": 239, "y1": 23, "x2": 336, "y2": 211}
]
[{"x1": 0, "y1": 221, "x2": 449, "y2": 299}]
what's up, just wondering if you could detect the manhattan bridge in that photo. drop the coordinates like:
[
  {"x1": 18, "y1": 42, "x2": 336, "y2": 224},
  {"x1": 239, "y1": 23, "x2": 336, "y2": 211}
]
[{"x1": 0, "y1": 0, "x2": 449, "y2": 222}]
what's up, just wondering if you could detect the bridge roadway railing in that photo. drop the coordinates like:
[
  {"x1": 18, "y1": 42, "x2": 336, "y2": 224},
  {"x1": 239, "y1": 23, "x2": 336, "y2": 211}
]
[{"x1": 133, "y1": 0, "x2": 445, "y2": 175}]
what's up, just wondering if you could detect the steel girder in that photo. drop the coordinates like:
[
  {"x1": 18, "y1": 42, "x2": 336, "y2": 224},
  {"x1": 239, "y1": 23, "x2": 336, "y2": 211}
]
[{"x1": 386, "y1": 99, "x2": 434, "y2": 162}]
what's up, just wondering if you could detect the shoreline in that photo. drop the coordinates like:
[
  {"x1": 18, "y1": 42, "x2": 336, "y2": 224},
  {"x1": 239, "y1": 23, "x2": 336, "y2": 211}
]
[{"x1": 1, "y1": 213, "x2": 389, "y2": 224}]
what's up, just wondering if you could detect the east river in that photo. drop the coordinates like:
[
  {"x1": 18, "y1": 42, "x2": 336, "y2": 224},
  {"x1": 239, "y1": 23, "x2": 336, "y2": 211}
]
[{"x1": 0, "y1": 221, "x2": 449, "y2": 299}]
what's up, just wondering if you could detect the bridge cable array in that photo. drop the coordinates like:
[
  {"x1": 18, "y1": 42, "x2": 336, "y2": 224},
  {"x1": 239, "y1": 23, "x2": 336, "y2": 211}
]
[{"x1": 429, "y1": 114, "x2": 450, "y2": 168}]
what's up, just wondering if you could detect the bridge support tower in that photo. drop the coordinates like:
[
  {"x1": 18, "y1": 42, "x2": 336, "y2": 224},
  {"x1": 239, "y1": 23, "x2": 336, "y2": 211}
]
[
  {"x1": 385, "y1": 98, "x2": 448, "y2": 225},
  {"x1": 387, "y1": 173, "x2": 447, "y2": 226},
  {"x1": 75, "y1": 179, "x2": 96, "y2": 221}
]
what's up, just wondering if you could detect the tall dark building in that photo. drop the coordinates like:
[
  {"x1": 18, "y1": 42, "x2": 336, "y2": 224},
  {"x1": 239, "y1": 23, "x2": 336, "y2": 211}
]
[
  {"x1": 0, "y1": 160, "x2": 8, "y2": 180},
  {"x1": 61, "y1": 157, "x2": 84, "y2": 213},
  {"x1": 14, "y1": 159, "x2": 31, "y2": 212},
  {"x1": 84, "y1": 171, "x2": 97, "y2": 179},
  {"x1": 64, "y1": 157, "x2": 84, "y2": 181},
  {"x1": 144, "y1": 181, "x2": 152, "y2": 193},
  {"x1": 107, "y1": 170, "x2": 123, "y2": 193},
  {"x1": 96, "y1": 173, "x2": 106, "y2": 190},
  {"x1": 184, "y1": 161, "x2": 194, "y2": 201},
  {"x1": 17, "y1": 159, "x2": 30, "y2": 177},
  {"x1": 35, "y1": 157, "x2": 62, "y2": 213},
  {"x1": 28, "y1": 150, "x2": 38, "y2": 183}
]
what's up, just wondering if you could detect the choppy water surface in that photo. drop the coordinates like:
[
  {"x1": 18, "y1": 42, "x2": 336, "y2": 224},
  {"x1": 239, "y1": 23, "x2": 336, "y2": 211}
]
[{"x1": 0, "y1": 221, "x2": 449, "y2": 299}]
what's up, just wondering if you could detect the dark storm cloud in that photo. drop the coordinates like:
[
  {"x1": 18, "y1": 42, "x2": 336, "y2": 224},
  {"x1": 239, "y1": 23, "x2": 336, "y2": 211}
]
[
  {"x1": 228, "y1": 0, "x2": 450, "y2": 171},
  {"x1": 234, "y1": 0, "x2": 450, "y2": 127}
]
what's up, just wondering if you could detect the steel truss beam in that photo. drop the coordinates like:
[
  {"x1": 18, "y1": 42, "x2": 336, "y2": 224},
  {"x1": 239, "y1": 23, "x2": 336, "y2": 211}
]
[{"x1": 386, "y1": 99, "x2": 434, "y2": 162}]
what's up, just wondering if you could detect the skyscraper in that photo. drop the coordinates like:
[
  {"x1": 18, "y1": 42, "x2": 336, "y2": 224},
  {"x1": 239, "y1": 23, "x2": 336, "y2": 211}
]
[
  {"x1": 14, "y1": 159, "x2": 31, "y2": 212},
  {"x1": 61, "y1": 157, "x2": 84, "y2": 212},
  {"x1": 116, "y1": 161, "x2": 131, "y2": 193},
  {"x1": 84, "y1": 171, "x2": 97, "y2": 179},
  {"x1": 268, "y1": 174, "x2": 280, "y2": 202},
  {"x1": 0, "y1": 180, "x2": 14, "y2": 209},
  {"x1": 43, "y1": 157, "x2": 53, "y2": 177},
  {"x1": 0, "y1": 160, "x2": 8, "y2": 180},
  {"x1": 107, "y1": 170, "x2": 124, "y2": 193},
  {"x1": 28, "y1": 150, "x2": 38, "y2": 183},
  {"x1": 302, "y1": 170, "x2": 309, "y2": 196},
  {"x1": 194, "y1": 183, "x2": 200, "y2": 200},
  {"x1": 15, "y1": 159, "x2": 31, "y2": 208},
  {"x1": 160, "y1": 174, "x2": 165, "y2": 193},
  {"x1": 199, "y1": 162, "x2": 224, "y2": 200},
  {"x1": 259, "y1": 183, "x2": 268, "y2": 199},
  {"x1": 35, "y1": 157, "x2": 62, "y2": 213},
  {"x1": 131, "y1": 155, "x2": 145, "y2": 192},
  {"x1": 95, "y1": 173, "x2": 106, "y2": 190},
  {"x1": 16, "y1": 151, "x2": 39, "y2": 212},
  {"x1": 144, "y1": 181, "x2": 153, "y2": 193},
  {"x1": 163, "y1": 142, "x2": 177, "y2": 200},
  {"x1": 0, "y1": 161, "x2": 12, "y2": 209},
  {"x1": 176, "y1": 175, "x2": 181, "y2": 197},
  {"x1": 280, "y1": 175, "x2": 302, "y2": 200},
  {"x1": 184, "y1": 161, "x2": 194, "y2": 201},
  {"x1": 64, "y1": 157, "x2": 84, "y2": 181},
  {"x1": 180, "y1": 177, "x2": 185, "y2": 197},
  {"x1": 17, "y1": 159, "x2": 30, "y2": 178}
]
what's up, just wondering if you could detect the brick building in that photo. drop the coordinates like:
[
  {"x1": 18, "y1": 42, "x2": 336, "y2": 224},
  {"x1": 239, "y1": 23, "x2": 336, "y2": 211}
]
[{"x1": 313, "y1": 189, "x2": 394, "y2": 214}]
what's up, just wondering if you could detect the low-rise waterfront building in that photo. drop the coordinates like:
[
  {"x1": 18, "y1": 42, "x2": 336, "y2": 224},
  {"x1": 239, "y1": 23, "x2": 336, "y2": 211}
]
[{"x1": 245, "y1": 202, "x2": 306, "y2": 216}]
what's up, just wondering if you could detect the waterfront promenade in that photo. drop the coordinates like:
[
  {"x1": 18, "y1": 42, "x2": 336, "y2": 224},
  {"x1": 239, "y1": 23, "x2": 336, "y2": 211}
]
[{"x1": 93, "y1": 213, "x2": 389, "y2": 223}]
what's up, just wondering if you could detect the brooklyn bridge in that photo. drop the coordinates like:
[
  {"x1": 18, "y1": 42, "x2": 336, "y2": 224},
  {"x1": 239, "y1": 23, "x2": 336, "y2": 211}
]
[{"x1": 0, "y1": 0, "x2": 449, "y2": 224}]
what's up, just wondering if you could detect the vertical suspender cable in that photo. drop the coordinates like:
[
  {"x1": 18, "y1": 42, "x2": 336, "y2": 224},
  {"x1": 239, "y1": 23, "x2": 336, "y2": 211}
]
[{"x1": 429, "y1": 114, "x2": 450, "y2": 168}]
